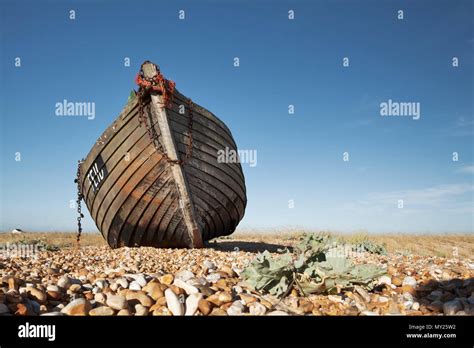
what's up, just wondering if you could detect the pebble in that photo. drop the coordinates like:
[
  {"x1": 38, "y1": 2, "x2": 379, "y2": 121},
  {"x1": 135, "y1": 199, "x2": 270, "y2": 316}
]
[
  {"x1": 443, "y1": 300, "x2": 462, "y2": 315},
  {"x1": 116, "y1": 278, "x2": 129, "y2": 289},
  {"x1": 267, "y1": 310, "x2": 289, "y2": 316},
  {"x1": 153, "y1": 306, "x2": 171, "y2": 316},
  {"x1": 47, "y1": 290, "x2": 62, "y2": 301},
  {"x1": 175, "y1": 270, "x2": 195, "y2": 282},
  {"x1": 403, "y1": 292, "x2": 414, "y2": 302},
  {"x1": 220, "y1": 266, "x2": 237, "y2": 277},
  {"x1": 428, "y1": 290, "x2": 443, "y2": 301},
  {"x1": 378, "y1": 275, "x2": 392, "y2": 286},
  {"x1": 169, "y1": 285, "x2": 185, "y2": 296},
  {"x1": 174, "y1": 279, "x2": 199, "y2": 295},
  {"x1": 134, "y1": 304, "x2": 149, "y2": 316},
  {"x1": 14, "y1": 303, "x2": 29, "y2": 315},
  {"x1": 402, "y1": 276, "x2": 417, "y2": 288},
  {"x1": 57, "y1": 275, "x2": 71, "y2": 289},
  {"x1": 233, "y1": 285, "x2": 243, "y2": 294},
  {"x1": 95, "y1": 279, "x2": 108, "y2": 290},
  {"x1": 239, "y1": 293, "x2": 257, "y2": 305},
  {"x1": 94, "y1": 293, "x2": 107, "y2": 305},
  {"x1": 403, "y1": 300, "x2": 413, "y2": 310},
  {"x1": 215, "y1": 279, "x2": 231, "y2": 291},
  {"x1": 392, "y1": 277, "x2": 403, "y2": 287},
  {"x1": 82, "y1": 283, "x2": 93, "y2": 291},
  {"x1": 441, "y1": 271, "x2": 451, "y2": 280},
  {"x1": 129, "y1": 281, "x2": 142, "y2": 291},
  {"x1": 61, "y1": 298, "x2": 91, "y2": 316},
  {"x1": 207, "y1": 292, "x2": 232, "y2": 306},
  {"x1": 125, "y1": 291, "x2": 154, "y2": 307},
  {"x1": 402, "y1": 285, "x2": 416, "y2": 296},
  {"x1": 388, "y1": 302, "x2": 401, "y2": 314},
  {"x1": 41, "y1": 312, "x2": 65, "y2": 316},
  {"x1": 210, "y1": 307, "x2": 227, "y2": 316},
  {"x1": 227, "y1": 301, "x2": 245, "y2": 316},
  {"x1": 0, "y1": 303, "x2": 9, "y2": 314},
  {"x1": 8, "y1": 277, "x2": 19, "y2": 291},
  {"x1": 146, "y1": 283, "x2": 164, "y2": 301},
  {"x1": 299, "y1": 299, "x2": 314, "y2": 313},
  {"x1": 248, "y1": 301, "x2": 267, "y2": 315},
  {"x1": 55, "y1": 303, "x2": 65, "y2": 310},
  {"x1": 135, "y1": 274, "x2": 147, "y2": 287},
  {"x1": 89, "y1": 306, "x2": 115, "y2": 316},
  {"x1": 47, "y1": 285, "x2": 60, "y2": 292},
  {"x1": 354, "y1": 286, "x2": 371, "y2": 303},
  {"x1": 188, "y1": 277, "x2": 208, "y2": 287},
  {"x1": 185, "y1": 293, "x2": 203, "y2": 316},
  {"x1": 106, "y1": 295, "x2": 128, "y2": 310},
  {"x1": 328, "y1": 295, "x2": 344, "y2": 303},
  {"x1": 165, "y1": 288, "x2": 184, "y2": 316},
  {"x1": 203, "y1": 260, "x2": 216, "y2": 270},
  {"x1": 69, "y1": 284, "x2": 82, "y2": 293},
  {"x1": 198, "y1": 299, "x2": 212, "y2": 315},
  {"x1": 206, "y1": 273, "x2": 221, "y2": 283},
  {"x1": 159, "y1": 274, "x2": 174, "y2": 286},
  {"x1": 29, "y1": 300, "x2": 41, "y2": 314},
  {"x1": 26, "y1": 287, "x2": 47, "y2": 304},
  {"x1": 428, "y1": 301, "x2": 444, "y2": 313},
  {"x1": 155, "y1": 297, "x2": 167, "y2": 307}
]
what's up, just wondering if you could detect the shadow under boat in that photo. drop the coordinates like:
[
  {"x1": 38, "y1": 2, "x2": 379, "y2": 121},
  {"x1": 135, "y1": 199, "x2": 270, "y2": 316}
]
[{"x1": 205, "y1": 240, "x2": 293, "y2": 253}]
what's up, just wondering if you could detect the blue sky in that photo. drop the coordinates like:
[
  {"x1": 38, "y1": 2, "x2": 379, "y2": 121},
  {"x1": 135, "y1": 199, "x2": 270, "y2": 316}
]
[{"x1": 0, "y1": 0, "x2": 472, "y2": 234}]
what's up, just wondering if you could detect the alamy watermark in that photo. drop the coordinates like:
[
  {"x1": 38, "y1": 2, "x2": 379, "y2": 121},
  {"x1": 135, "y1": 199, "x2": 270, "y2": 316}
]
[
  {"x1": 326, "y1": 243, "x2": 370, "y2": 258},
  {"x1": 0, "y1": 242, "x2": 43, "y2": 259},
  {"x1": 380, "y1": 99, "x2": 420, "y2": 120},
  {"x1": 217, "y1": 147, "x2": 257, "y2": 167},
  {"x1": 18, "y1": 322, "x2": 55, "y2": 341},
  {"x1": 55, "y1": 99, "x2": 95, "y2": 120}
]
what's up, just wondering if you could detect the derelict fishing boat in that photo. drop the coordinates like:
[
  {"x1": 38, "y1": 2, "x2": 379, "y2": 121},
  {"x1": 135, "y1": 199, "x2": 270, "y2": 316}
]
[{"x1": 75, "y1": 61, "x2": 246, "y2": 248}]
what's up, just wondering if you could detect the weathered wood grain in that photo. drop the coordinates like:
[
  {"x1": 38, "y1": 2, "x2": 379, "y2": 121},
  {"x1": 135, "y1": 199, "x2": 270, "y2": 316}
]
[{"x1": 79, "y1": 61, "x2": 246, "y2": 248}]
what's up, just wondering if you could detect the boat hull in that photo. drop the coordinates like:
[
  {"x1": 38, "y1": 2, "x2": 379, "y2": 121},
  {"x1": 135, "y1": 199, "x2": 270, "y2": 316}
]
[{"x1": 79, "y1": 78, "x2": 246, "y2": 248}]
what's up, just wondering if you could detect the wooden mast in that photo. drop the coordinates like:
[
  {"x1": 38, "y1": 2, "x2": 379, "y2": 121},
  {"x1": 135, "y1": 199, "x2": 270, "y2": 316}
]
[{"x1": 142, "y1": 62, "x2": 203, "y2": 248}]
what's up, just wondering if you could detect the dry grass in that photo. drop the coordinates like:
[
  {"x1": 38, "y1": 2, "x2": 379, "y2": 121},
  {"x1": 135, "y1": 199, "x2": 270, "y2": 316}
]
[
  {"x1": 0, "y1": 231, "x2": 472, "y2": 259},
  {"x1": 233, "y1": 230, "x2": 474, "y2": 259},
  {"x1": 0, "y1": 232, "x2": 106, "y2": 248},
  {"x1": 368, "y1": 234, "x2": 474, "y2": 259}
]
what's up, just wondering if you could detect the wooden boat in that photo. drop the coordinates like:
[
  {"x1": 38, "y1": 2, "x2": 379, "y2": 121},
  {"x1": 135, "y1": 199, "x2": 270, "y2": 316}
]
[{"x1": 77, "y1": 61, "x2": 246, "y2": 248}]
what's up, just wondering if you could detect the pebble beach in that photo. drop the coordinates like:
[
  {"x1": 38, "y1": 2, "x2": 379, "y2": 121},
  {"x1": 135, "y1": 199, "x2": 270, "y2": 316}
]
[{"x1": 0, "y1": 234, "x2": 473, "y2": 316}]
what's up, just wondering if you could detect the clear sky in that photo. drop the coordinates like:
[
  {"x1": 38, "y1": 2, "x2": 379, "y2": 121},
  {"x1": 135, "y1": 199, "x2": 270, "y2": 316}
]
[{"x1": 0, "y1": 0, "x2": 472, "y2": 234}]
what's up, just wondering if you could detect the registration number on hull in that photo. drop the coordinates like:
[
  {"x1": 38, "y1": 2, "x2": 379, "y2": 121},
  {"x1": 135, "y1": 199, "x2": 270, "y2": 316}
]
[{"x1": 87, "y1": 155, "x2": 108, "y2": 192}]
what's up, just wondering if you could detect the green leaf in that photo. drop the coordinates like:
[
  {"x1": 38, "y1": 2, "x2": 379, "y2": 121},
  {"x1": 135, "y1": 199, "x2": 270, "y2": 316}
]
[
  {"x1": 128, "y1": 89, "x2": 136, "y2": 102},
  {"x1": 242, "y1": 232, "x2": 386, "y2": 298}
]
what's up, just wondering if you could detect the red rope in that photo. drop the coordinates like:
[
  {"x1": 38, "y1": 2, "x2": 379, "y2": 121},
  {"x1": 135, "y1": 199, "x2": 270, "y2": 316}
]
[{"x1": 135, "y1": 66, "x2": 176, "y2": 108}]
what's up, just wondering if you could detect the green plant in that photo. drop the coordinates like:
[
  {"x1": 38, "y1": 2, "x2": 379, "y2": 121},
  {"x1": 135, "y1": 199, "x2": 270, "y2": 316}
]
[
  {"x1": 353, "y1": 239, "x2": 387, "y2": 255},
  {"x1": 128, "y1": 89, "x2": 136, "y2": 102},
  {"x1": 16, "y1": 238, "x2": 60, "y2": 252},
  {"x1": 241, "y1": 233, "x2": 385, "y2": 297}
]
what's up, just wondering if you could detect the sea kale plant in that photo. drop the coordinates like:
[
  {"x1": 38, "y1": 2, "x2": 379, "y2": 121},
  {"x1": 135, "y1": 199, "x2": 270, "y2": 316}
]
[
  {"x1": 241, "y1": 233, "x2": 386, "y2": 297},
  {"x1": 353, "y1": 239, "x2": 388, "y2": 255}
]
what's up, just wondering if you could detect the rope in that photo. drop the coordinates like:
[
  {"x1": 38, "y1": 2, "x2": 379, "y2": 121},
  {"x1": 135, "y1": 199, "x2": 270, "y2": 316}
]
[{"x1": 135, "y1": 61, "x2": 193, "y2": 166}]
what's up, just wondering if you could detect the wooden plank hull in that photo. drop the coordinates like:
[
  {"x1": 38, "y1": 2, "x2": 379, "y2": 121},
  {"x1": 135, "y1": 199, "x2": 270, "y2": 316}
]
[{"x1": 79, "y1": 68, "x2": 246, "y2": 248}]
